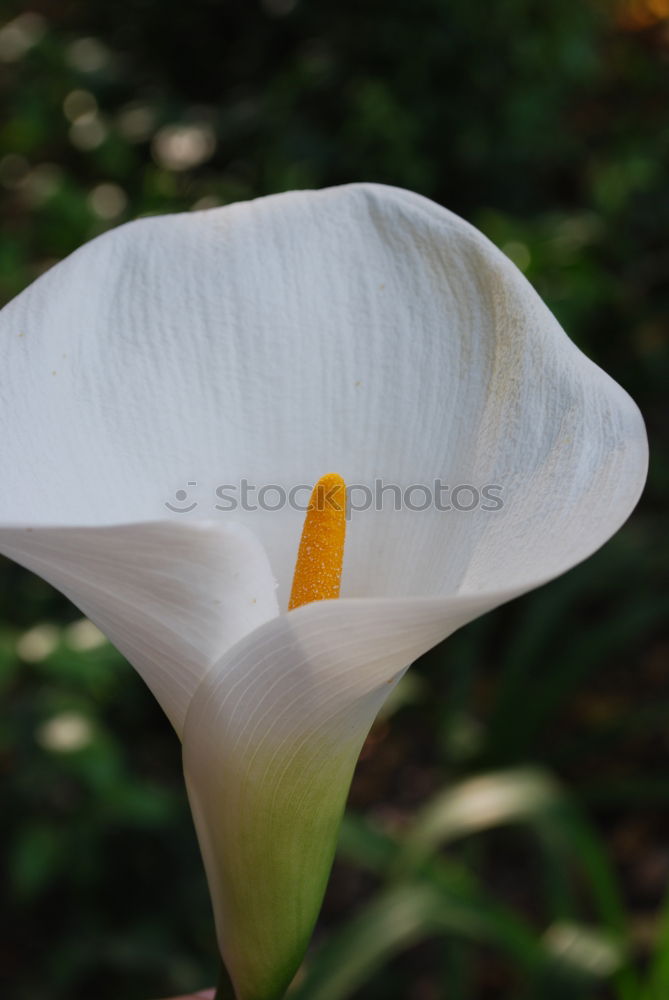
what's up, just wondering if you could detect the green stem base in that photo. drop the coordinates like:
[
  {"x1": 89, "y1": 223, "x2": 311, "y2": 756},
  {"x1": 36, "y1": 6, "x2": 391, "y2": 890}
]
[{"x1": 214, "y1": 960, "x2": 236, "y2": 1000}]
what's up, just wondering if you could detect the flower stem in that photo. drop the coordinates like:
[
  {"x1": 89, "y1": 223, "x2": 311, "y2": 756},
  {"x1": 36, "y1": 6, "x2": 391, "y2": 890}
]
[{"x1": 214, "y1": 960, "x2": 236, "y2": 1000}]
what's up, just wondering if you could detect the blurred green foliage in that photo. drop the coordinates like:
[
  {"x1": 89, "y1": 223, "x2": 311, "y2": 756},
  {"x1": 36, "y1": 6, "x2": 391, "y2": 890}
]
[{"x1": 0, "y1": 1, "x2": 667, "y2": 998}]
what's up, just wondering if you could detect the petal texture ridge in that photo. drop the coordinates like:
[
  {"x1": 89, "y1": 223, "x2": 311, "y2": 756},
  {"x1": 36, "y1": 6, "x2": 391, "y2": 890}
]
[
  {"x1": 0, "y1": 183, "x2": 647, "y2": 609},
  {"x1": 183, "y1": 597, "x2": 458, "y2": 1000},
  {"x1": 0, "y1": 521, "x2": 278, "y2": 735}
]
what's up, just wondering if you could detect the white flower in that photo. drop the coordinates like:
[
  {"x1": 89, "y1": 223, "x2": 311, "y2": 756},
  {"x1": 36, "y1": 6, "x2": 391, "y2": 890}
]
[{"x1": 0, "y1": 184, "x2": 647, "y2": 999}]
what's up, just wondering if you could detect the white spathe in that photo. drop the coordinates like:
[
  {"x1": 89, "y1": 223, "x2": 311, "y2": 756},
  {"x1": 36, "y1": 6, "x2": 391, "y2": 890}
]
[{"x1": 0, "y1": 184, "x2": 647, "y2": 999}]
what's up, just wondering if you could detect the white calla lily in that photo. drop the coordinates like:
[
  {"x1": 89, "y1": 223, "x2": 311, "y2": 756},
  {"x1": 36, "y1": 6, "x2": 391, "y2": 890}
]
[{"x1": 0, "y1": 183, "x2": 647, "y2": 999}]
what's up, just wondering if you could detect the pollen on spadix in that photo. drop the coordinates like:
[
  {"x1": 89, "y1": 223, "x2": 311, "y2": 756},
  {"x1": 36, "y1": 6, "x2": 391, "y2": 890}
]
[{"x1": 288, "y1": 473, "x2": 346, "y2": 610}]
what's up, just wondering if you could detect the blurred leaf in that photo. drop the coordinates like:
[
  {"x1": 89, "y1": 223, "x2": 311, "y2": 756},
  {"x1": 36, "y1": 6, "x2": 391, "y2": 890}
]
[{"x1": 9, "y1": 823, "x2": 66, "y2": 900}]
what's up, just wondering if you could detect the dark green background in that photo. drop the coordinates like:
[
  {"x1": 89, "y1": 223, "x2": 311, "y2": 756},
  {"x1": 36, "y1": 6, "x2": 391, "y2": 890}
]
[{"x1": 0, "y1": 2, "x2": 667, "y2": 998}]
